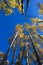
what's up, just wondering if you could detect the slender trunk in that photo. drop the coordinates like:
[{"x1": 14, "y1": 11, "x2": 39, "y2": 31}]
[
  {"x1": 0, "y1": 47, "x2": 10, "y2": 65},
  {"x1": 28, "y1": 33, "x2": 42, "y2": 65},
  {"x1": 1, "y1": 32, "x2": 18, "y2": 65},
  {"x1": 26, "y1": 52, "x2": 29, "y2": 65},
  {"x1": 10, "y1": 51, "x2": 15, "y2": 65}
]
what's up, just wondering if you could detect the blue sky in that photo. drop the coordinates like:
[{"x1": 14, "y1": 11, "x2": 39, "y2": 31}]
[{"x1": 0, "y1": 0, "x2": 43, "y2": 64}]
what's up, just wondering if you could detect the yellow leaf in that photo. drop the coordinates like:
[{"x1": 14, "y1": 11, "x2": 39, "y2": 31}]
[
  {"x1": 18, "y1": 33, "x2": 24, "y2": 38},
  {"x1": 31, "y1": 18, "x2": 43, "y2": 24},
  {"x1": 5, "y1": 8, "x2": 13, "y2": 15},
  {"x1": 16, "y1": 24, "x2": 23, "y2": 32}
]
